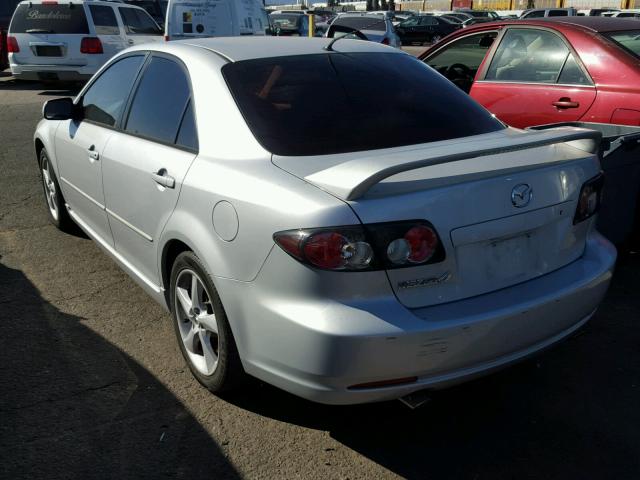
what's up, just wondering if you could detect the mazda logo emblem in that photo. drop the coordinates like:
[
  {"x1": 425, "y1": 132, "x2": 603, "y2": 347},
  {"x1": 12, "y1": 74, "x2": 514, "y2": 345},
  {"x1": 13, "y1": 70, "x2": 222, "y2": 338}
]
[{"x1": 511, "y1": 183, "x2": 532, "y2": 208}]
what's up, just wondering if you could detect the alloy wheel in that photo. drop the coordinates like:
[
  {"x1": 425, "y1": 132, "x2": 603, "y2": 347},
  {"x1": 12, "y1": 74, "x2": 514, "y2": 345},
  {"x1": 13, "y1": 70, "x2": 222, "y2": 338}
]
[
  {"x1": 41, "y1": 157, "x2": 59, "y2": 221},
  {"x1": 174, "y1": 269, "x2": 220, "y2": 375}
]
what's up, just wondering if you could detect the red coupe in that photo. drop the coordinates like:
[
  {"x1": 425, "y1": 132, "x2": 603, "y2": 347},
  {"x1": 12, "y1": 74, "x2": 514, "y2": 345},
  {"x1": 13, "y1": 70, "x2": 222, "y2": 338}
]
[{"x1": 420, "y1": 17, "x2": 640, "y2": 128}]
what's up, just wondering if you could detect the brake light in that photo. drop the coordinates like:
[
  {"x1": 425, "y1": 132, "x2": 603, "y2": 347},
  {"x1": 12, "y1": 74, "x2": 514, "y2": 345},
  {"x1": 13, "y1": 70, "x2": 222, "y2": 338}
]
[
  {"x1": 80, "y1": 37, "x2": 103, "y2": 54},
  {"x1": 574, "y1": 173, "x2": 604, "y2": 224},
  {"x1": 381, "y1": 37, "x2": 390, "y2": 45},
  {"x1": 273, "y1": 221, "x2": 444, "y2": 271},
  {"x1": 7, "y1": 36, "x2": 19, "y2": 53}
]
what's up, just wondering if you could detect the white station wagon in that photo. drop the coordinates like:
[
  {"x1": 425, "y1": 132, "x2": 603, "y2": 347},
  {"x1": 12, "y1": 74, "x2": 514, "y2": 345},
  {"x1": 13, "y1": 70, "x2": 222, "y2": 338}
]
[
  {"x1": 35, "y1": 37, "x2": 616, "y2": 405},
  {"x1": 8, "y1": 0, "x2": 162, "y2": 82}
]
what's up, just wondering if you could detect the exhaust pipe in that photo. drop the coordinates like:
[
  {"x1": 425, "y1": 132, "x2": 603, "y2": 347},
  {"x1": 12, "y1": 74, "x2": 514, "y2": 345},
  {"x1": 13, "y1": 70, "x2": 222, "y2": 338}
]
[{"x1": 399, "y1": 390, "x2": 431, "y2": 410}]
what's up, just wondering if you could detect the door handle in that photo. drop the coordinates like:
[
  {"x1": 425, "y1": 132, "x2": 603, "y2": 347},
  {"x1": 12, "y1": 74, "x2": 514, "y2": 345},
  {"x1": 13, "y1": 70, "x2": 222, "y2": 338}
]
[
  {"x1": 88, "y1": 145, "x2": 99, "y2": 161},
  {"x1": 552, "y1": 99, "x2": 580, "y2": 109},
  {"x1": 151, "y1": 169, "x2": 175, "y2": 189}
]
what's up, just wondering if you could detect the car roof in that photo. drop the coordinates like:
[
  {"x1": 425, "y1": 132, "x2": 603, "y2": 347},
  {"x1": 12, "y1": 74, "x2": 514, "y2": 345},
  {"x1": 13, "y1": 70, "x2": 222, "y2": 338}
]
[
  {"x1": 158, "y1": 37, "x2": 403, "y2": 62},
  {"x1": 453, "y1": 16, "x2": 640, "y2": 33}
]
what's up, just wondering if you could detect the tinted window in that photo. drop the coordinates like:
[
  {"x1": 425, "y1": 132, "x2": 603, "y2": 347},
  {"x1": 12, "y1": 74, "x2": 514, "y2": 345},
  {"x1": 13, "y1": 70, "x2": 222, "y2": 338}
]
[
  {"x1": 426, "y1": 32, "x2": 497, "y2": 72},
  {"x1": 0, "y1": 0, "x2": 21, "y2": 17},
  {"x1": 332, "y1": 17, "x2": 386, "y2": 32},
  {"x1": 557, "y1": 53, "x2": 591, "y2": 85},
  {"x1": 119, "y1": 7, "x2": 162, "y2": 35},
  {"x1": 548, "y1": 9, "x2": 569, "y2": 16},
  {"x1": 9, "y1": 4, "x2": 89, "y2": 34},
  {"x1": 223, "y1": 53, "x2": 504, "y2": 156},
  {"x1": 523, "y1": 10, "x2": 545, "y2": 18},
  {"x1": 89, "y1": 5, "x2": 119, "y2": 35},
  {"x1": 421, "y1": 16, "x2": 438, "y2": 25},
  {"x1": 485, "y1": 29, "x2": 569, "y2": 83},
  {"x1": 125, "y1": 57, "x2": 191, "y2": 145},
  {"x1": 176, "y1": 100, "x2": 198, "y2": 151},
  {"x1": 82, "y1": 56, "x2": 144, "y2": 127}
]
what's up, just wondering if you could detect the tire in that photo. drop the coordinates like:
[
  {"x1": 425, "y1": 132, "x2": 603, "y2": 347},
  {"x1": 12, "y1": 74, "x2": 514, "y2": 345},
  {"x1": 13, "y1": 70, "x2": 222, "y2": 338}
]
[
  {"x1": 431, "y1": 34, "x2": 442, "y2": 44},
  {"x1": 169, "y1": 251, "x2": 245, "y2": 393},
  {"x1": 39, "y1": 148, "x2": 75, "y2": 232}
]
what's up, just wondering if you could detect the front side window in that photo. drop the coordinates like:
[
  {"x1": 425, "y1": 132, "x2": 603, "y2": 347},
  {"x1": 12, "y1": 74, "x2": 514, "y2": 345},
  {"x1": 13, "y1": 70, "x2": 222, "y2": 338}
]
[
  {"x1": 9, "y1": 3, "x2": 89, "y2": 34},
  {"x1": 485, "y1": 29, "x2": 579, "y2": 84},
  {"x1": 426, "y1": 32, "x2": 497, "y2": 73},
  {"x1": 548, "y1": 10, "x2": 569, "y2": 16},
  {"x1": 523, "y1": 10, "x2": 545, "y2": 18},
  {"x1": 81, "y1": 55, "x2": 145, "y2": 127},
  {"x1": 119, "y1": 7, "x2": 162, "y2": 35},
  {"x1": 125, "y1": 56, "x2": 192, "y2": 146},
  {"x1": 223, "y1": 53, "x2": 504, "y2": 156},
  {"x1": 421, "y1": 16, "x2": 438, "y2": 25},
  {"x1": 89, "y1": 5, "x2": 119, "y2": 35}
]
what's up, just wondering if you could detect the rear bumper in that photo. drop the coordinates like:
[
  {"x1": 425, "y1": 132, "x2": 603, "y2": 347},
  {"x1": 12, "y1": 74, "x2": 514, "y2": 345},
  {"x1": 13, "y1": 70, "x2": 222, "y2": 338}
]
[
  {"x1": 220, "y1": 232, "x2": 616, "y2": 405},
  {"x1": 9, "y1": 59, "x2": 95, "y2": 81}
]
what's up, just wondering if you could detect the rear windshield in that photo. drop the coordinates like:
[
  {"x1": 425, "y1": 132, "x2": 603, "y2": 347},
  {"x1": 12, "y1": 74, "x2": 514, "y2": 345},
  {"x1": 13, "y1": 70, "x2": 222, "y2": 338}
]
[
  {"x1": 222, "y1": 53, "x2": 504, "y2": 156},
  {"x1": 332, "y1": 17, "x2": 386, "y2": 32},
  {"x1": 10, "y1": 3, "x2": 89, "y2": 34},
  {"x1": 604, "y1": 30, "x2": 640, "y2": 58}
]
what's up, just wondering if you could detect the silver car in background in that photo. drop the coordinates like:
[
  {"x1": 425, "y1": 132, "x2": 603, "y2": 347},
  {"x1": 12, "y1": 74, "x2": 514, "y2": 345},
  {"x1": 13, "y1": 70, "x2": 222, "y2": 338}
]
[
  {"x1": 326, "y1": 13, "x2": 401, "y2": 47},
  {"x1": 34, "y1": 37, "x2": 616, "y2": 405}
]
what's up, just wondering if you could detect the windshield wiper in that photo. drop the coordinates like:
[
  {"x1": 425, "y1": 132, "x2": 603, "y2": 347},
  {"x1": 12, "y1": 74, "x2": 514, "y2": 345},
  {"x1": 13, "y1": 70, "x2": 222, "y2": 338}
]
[{"x1": 26, "y1": 28, "x2": 54, "y2": 33}]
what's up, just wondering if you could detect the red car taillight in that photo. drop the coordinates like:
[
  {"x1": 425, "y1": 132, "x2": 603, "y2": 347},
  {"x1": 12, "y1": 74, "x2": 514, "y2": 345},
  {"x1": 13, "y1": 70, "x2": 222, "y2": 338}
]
[
  {"x1": 7, "y1": 36, "x2": 19, "y2": 53},
  {"x1": 381, "y1": 37, "x2": 390, "y2": 45},
  {"x1": 574, "y1": 173, "x2": 604, "y2": 224},
  {"x1": 80, "y1": 37, "x2": 103, "y2": 54},
  {"x1": 273, "y1": 221, "x2": 445, "y2": 271}
]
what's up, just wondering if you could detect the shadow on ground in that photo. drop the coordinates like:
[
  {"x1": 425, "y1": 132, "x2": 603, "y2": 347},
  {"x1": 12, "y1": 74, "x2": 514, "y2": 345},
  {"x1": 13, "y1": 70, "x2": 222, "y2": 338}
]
[
  {"x1": 0, "y1": 262, "x2": 239, "y2": 480},
  {"x1": 0, "y1": 77, "x2": 81, "y2": 96},
  {"x1": 223, "y1": 253, "x2": 640, "y2": 479}
]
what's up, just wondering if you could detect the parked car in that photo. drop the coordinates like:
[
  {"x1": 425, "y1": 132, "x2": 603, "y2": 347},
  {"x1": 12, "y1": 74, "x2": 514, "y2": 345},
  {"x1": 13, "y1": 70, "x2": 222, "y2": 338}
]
[
  {"x1": 326, "y1": 13, "x2": 400, "y2": 47},
  {"x1": 578, "y1": 8, "x2": 620, "y2": 16},
  {"x1": 35, "y1": 37, "x2": 615, "y2": 404},
  {"x1": 123, "y1": 0, "x2": 167, "y2": 26},
  {"x1": 520, "y1": 8, "x2": 578, "y2": 18},
  {"x1": 455, "y1": 9, "x2": 501, "y2": 22},
  {"x1": 420, "y1": 18, "x2": 640, "y2": 128},
  {"x1": 165, "y1": 0, "x2": 269, "y2": 40},
  {"x1": 270, "y1": 13, "x2": 310, "y2": 37},
  {"x1": 609, "y1": 9, "x2": 640, "y2": 18},
  {"x1": 8, "y1": 0, "x2": 162, "y2": 82},
  {"x1": 0, "y1": 0, "x2": 21, "y2": 71},
  {"x1": 395, "y1": 14, "x2": 460, "y2": 45}
]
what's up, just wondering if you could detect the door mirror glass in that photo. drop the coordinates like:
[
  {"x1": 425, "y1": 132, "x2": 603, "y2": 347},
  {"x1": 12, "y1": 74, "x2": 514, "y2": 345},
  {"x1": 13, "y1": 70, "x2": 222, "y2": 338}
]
[{"x1": 43, "y1": 97, "x2": 75, "y2": 120}]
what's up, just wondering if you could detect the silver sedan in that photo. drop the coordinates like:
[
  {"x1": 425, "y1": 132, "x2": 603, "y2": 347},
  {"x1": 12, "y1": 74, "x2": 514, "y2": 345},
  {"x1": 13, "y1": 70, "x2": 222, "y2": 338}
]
[{"x1": 34, "y1": 37, "x2": 616, "y2": 405}]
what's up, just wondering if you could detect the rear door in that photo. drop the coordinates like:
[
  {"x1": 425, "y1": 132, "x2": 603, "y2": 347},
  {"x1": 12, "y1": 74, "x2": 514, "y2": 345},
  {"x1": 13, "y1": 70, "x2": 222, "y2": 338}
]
[
  {"x1": 8, "y1": 2, "x2": 90, "y2": 67},
  {"x1": 470, "y1": 27, "x2": 597, "y2": 128},
  {"x1": 117, "y1": 6, "x2": 163, "y2": 47},
  {"x1": 87, "y1": 4, "x2": 126, "y2": 59},
  {"x1": 102, "y1": 54, "x2": 197, "y2": 285},
  {"x1": 55, "y1": 54, "x2": 146, "y2": 245}
]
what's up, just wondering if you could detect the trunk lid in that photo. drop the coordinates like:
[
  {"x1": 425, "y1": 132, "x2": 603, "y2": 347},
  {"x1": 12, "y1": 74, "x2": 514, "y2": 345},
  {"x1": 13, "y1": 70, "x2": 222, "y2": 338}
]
[{"x1": 273, "y1": 128, "x2": 602, "y2": 308}]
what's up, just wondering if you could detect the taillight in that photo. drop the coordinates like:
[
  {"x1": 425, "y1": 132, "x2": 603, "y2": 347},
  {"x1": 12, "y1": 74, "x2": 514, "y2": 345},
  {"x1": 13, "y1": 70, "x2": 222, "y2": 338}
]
[
  {"x1": 574, "y1": 173, "x2": 604, "y2": 224},
  {"x1": 7, "y1": 36, "x2": 19, "y2": 53},
  {"x1": 273, "y1": 221, "x2": 445, "y2": 272},
  {"x1": 381, "y1": 37, "x2": 390, "y2": 45},
  {"x1": 80, "y1": 37, "x2": 103, "y2": 54}
]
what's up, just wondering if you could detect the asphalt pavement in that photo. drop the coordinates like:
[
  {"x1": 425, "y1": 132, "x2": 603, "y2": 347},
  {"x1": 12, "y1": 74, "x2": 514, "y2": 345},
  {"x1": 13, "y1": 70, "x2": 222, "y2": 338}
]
[{"x1": 1, "y1": 73, "x2": 639, "y2": 480}]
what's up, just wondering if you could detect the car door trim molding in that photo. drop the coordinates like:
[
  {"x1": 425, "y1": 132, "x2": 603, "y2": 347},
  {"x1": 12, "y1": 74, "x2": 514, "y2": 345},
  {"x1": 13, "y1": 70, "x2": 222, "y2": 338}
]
[
  {"x1": 106, "y1": 207, "x2": 154, "y2": 242},
  {"x1": 66, "y1": 204, "x2": 163, "y2": 294},
  {"x1": 60, "y1": 176, "x2": 105, "y2": 210},
  {"x1": 474, "y1": 80, "x2": 596, "y2": 88}
]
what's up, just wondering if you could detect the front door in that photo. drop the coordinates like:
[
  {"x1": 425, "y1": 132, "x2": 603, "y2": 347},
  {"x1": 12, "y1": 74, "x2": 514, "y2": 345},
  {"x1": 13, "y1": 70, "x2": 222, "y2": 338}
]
[
  {"x1": 470, "y1": 27, "x2": 597, "y2": 128},
  {"x1": 55, "y1": 54, "x2": 146, "y2": 244},
  {"x1": 102, "y1": 54, "x2": 198, "y2": 285}
]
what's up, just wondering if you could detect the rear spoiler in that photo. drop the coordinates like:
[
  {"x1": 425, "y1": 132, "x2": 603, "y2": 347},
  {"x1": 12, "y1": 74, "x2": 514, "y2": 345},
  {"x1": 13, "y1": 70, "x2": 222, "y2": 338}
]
[{"x1": 305, "y1": 127, "x2": 601, "y2": 201}]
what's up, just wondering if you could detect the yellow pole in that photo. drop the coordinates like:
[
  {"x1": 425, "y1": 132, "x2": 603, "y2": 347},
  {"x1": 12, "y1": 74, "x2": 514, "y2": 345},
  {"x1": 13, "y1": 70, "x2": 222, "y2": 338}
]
[{"x1": 308, "y1": 13, "x2": 314, "y2": 37}]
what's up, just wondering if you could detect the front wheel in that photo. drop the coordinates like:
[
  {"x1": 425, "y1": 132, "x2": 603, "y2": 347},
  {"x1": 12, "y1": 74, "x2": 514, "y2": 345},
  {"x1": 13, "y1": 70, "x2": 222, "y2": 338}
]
[
  {"x1": 170, "y1": 251, "x2": 246, "y2": 392},
  {"x1": 39, "y1": 148, "x2": 74, "y2": 232}
]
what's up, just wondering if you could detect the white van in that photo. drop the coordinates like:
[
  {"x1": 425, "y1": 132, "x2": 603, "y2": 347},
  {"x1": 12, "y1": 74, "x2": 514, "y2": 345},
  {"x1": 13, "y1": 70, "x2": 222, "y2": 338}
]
[
  {"x1": 164, "y1": 0, "x2": 269, "y2": 41},
  {"x1": 8, "y1": 0, "x2": 163, "y2": 81}
]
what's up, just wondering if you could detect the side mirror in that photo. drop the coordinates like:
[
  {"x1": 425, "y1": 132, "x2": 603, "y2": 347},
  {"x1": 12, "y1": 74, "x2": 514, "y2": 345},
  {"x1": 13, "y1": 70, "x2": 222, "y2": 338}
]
[{"x1": 43, "y1": 97, "x2": 76, "y2": 121}]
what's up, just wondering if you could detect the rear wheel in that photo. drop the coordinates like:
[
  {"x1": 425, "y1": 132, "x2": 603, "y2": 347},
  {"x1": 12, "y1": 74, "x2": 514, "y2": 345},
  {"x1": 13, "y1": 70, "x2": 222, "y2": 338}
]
[
  {"x1": 39, "y1": 148, "x2": 74, "y2": 232},
  {"x1": 170, "y1": 251, "x2": 246, "y2": 392}
]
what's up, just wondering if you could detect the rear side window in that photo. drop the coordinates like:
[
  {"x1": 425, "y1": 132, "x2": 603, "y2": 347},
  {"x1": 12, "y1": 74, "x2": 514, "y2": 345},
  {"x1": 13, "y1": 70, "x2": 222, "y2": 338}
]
[
  {"x1": 9, "y1": 4, "x2": 89, "y2": 34},
  {"x1": 548, "y1": 10, "x2": 569, "y2": 16},
  {"x1": 175, "y1": 100, "x2": 198, "y2": 151},
  {"x1": 82, "y1": 55, "x2": 145, "y2": 127},
  {"x1": 119, "y1": 7, "x2": 162, "y2": 35},
  {"x1": 332, "y1": 17, "x2": 386, "y2": 32},
  {"x1": 223, "y1": 53, "x2": 504, "y2": 156},
  {"x1": 89, "y1": 5, "x2": 119, "y2": 35},
  {"x1": 125, "y1": 56, "x2": 193, "y2": 146}
]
